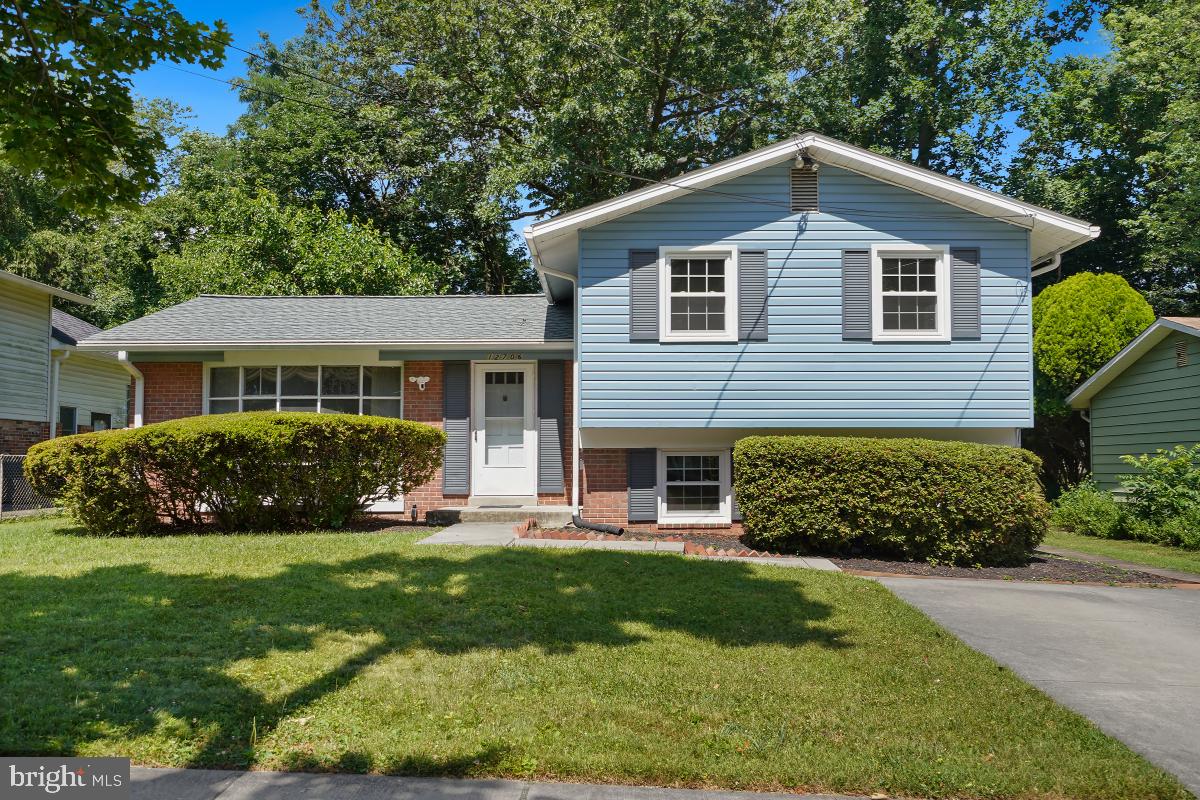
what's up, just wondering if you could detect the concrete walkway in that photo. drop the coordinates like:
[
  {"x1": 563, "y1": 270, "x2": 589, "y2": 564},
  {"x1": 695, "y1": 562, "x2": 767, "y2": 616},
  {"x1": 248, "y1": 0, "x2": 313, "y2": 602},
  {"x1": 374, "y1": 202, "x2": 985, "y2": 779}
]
[
  {"x1": 879, "y1": 577, "x2": 1200, "y2": 795},
  {"x1": 131, "y1": 767, "x2": 857, "y2": 800},
  {"x1": 418, "y1": 523, "x2": 840, "y2": 570}
]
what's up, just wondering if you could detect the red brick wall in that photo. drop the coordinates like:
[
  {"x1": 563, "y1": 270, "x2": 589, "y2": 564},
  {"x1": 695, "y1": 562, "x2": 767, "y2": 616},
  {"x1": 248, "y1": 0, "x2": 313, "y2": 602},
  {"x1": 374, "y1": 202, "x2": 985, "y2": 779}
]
[
  {"x1": 401, "y1": 361, "x2": 461, "y2": 518},
  {"x1": 137, "y1": 362, "x2": 203, "y2": 423},
  {"x1": 579, "y1": 448, "x2": 627, "y2": 524},
  {"x1": 0, "y1": 419, "x2": 50, "y2": 454}
]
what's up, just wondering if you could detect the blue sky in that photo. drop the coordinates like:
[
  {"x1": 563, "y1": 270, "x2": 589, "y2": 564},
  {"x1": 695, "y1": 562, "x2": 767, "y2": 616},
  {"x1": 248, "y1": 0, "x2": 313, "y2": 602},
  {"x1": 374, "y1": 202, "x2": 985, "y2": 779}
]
[
  {"x1": 132, "y1": 0, "x2": 309, "y2": 135},
  {"x1": 132, "y1": 2, "x2": 1112, "y2": 141}
]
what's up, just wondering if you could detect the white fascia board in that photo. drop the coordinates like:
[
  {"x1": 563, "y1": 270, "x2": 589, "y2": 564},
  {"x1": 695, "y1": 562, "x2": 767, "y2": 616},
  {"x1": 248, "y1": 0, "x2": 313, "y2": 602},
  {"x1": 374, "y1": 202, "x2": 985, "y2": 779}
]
[
  {"x1": 1066, "y1": 319, "x2": 1199, "y2": 408},
  {"x1": 75, "y1": 339, "x2": 574, "y2": 352},
  {"x1": 0, "y1": 270, "x2": 94, "y2": 305}
]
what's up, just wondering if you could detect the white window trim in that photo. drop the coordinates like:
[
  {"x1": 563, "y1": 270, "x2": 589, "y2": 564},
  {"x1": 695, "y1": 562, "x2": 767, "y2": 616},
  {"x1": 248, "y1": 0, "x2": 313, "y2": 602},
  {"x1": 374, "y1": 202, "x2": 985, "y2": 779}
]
[
  {"x1": 658, "y1": 245, "x2": 739, "y2": 343},
  {"x1": 202, "y1": 364, "x2": 405, "y2": 416},
  {"x1": 656, "y1": 449, "x2": 731, "y2": 524},
  {"x1": 870, "y1": 243, "x2": 951, "y2": 342}
]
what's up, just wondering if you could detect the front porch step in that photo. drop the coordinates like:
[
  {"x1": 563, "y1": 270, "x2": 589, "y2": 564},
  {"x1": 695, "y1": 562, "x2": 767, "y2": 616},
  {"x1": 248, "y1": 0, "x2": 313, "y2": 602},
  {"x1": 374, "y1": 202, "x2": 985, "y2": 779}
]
[
  {"x1": 427, "y1": 505, "x2": 574, "y2": 526},
  {"x1": 467, "y1": 495, "x2": 538, "y2": 507}
]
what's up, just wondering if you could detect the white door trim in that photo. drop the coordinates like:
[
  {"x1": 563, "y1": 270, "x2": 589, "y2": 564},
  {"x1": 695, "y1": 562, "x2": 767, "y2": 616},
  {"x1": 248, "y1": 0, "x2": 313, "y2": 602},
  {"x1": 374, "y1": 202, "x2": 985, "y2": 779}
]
[{"x1": 470, "y1": 361, "x2": 538, "y2": 497}]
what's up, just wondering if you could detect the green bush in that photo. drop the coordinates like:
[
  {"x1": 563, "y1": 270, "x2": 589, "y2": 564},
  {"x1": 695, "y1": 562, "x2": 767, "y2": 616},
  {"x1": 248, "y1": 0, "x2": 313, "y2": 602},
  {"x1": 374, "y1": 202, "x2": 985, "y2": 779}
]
[
  {"x1": 25, "y1": 412, "x2": 445, "y2": 536},
  {"x1": 1119, "y1": 444, "x2": 1200, "y2": 523},
  {"x1": 734, "y1": 436, "x2": 1050, "y2": 565},
  {"x1": 1051, "y1": 481, "x2": 1122, "y2": 538}
]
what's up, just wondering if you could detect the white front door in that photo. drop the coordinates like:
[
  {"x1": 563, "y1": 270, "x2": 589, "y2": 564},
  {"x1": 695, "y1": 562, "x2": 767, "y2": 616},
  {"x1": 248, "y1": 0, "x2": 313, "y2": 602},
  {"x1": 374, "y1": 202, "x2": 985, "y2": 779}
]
[{"x1": 471, "y1": 362, "x2": 537, "y2": 496}]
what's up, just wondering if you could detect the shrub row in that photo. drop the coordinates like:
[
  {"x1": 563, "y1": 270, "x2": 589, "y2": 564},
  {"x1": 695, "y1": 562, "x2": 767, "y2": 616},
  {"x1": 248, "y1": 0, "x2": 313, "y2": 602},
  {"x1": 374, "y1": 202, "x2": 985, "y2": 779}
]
[
  {"x1": 25, "y1": 412, "x2": 445, "y2": 536},
  {"x1": 1052, "y1": 444, "x2": 1200, "y2": 550},
  {"x1": 734, "y1": 435, "x2": 1050, "y2": 565}
]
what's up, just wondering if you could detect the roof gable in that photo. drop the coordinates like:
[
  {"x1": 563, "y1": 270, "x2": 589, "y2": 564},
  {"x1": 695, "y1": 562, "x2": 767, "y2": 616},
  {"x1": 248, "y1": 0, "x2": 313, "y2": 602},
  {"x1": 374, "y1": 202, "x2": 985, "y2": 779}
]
[
  {"x1": 1067, "y1": 318, "x2": 1200, "y2": 408},
  {"x1": 525, "y1": 132, "x2": 1098, "y2": 287}
]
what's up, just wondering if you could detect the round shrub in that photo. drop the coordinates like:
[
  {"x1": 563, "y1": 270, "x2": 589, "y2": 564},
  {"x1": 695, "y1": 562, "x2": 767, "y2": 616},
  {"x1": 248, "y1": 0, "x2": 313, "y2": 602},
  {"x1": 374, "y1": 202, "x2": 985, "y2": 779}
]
[
  {"x1": 1032, "y1": 272, "x2": 1154, "y2": 413},
  {"x1": 25, "y1": 412, "x2": 445, "y2": 536},
  {"x1": 734, "y1": 436, "x2": 1050, "y2": 565}
]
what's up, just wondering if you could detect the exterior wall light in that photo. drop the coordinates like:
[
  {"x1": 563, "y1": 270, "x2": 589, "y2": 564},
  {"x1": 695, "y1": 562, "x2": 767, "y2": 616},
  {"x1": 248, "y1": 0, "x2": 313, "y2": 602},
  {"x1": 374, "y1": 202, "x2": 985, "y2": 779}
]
[{"x1": 408, "y1": 375, "x2": 431, "y2": 391}]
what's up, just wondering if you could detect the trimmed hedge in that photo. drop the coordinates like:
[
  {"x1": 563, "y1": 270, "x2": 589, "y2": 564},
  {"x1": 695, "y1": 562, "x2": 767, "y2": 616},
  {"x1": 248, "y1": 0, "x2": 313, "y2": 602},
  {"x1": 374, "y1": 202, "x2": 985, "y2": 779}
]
[
  {"x1": 25, "y1": 412, "x2": 445, "y2": 536},
  {"x1": 734, "y1": 436, "x2": 1050, "y2": 565}
]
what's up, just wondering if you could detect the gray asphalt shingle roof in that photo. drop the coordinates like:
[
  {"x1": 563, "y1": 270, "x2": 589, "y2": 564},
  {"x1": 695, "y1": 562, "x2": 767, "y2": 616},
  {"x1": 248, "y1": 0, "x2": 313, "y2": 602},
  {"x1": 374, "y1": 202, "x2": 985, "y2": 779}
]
[
  {"x1": 51, "y1": 308, "x2": 102, "y2": 346},
  {"x1": 78, "y1": 294, "x2": 573, "y2": 347}
]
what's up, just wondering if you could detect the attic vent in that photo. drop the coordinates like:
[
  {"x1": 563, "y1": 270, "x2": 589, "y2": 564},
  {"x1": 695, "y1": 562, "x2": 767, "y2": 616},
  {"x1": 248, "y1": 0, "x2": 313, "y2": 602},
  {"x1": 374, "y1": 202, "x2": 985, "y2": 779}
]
[
  {"x1": 790, "y1": 167, "x2": 819, "y2": 212},
  {"x1": 1177, "y1": 338, "x2": 1190, "y2": 368}
]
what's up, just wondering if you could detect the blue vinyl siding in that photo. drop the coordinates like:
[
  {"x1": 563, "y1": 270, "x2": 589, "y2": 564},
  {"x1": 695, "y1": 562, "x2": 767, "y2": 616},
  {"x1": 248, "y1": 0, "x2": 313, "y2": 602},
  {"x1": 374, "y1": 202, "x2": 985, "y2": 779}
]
[{"x1": 577, "y1": 164, "x2": 1033, "y2": 428}]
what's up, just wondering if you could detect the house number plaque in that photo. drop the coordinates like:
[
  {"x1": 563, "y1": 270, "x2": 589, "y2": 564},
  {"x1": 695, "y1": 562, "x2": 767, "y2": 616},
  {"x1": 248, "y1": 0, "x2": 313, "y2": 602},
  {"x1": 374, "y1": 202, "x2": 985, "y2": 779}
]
[{"x1": 487, "y1": 353, "x2": 522, "y2": 360}]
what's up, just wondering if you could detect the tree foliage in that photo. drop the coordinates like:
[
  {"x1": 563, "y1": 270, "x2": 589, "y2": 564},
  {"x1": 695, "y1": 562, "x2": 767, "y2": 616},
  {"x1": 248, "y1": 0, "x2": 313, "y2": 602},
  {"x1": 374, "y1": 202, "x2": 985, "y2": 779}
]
[
  {"x1": 0, "y1": 0, "x2": 229, "y2": 210},
  {"x1": 153, "y1": 187, "x2": 437, "y2": 302},
  {"x1": 1032, "y1": 272, "x2": 1155, "y2": 412},
  {"x1": 1026, "y1": 272, "x2": 1154, "y2": 494},
  {"x1": 318, "y1": 0, "x2": 1090, "y2": 227},
  {"x1": 1009, "y1": 0, "x2": 1200, "y2": 314}
]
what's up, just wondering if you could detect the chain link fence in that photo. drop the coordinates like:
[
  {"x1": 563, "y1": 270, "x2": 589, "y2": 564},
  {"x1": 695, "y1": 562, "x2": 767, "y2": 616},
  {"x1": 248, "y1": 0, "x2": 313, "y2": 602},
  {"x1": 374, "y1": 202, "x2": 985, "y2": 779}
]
[{"x1": 0, "y1": 455, "x2": 54, "y2": 519}]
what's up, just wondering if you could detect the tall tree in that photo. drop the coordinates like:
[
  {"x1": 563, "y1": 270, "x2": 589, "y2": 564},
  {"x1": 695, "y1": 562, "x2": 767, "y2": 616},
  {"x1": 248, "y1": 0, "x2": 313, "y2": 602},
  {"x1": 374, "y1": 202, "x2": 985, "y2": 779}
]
[
  {"x1": 0, "y1": 0, "x2": 228, "y2": 210},
  {"x1": 317, "y1": 0, "x2": 1091, "y2": 228},
  {"x1": 1009, "y1": 0, "x2": 1200, "y2": 314}
]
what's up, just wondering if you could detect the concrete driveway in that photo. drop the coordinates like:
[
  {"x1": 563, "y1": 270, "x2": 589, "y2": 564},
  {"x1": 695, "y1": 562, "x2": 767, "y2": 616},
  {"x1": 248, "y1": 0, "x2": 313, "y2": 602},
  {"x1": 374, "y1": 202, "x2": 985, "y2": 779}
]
[{"x1": 880, "y1": 578, "x2": 1200, "y2": 796}]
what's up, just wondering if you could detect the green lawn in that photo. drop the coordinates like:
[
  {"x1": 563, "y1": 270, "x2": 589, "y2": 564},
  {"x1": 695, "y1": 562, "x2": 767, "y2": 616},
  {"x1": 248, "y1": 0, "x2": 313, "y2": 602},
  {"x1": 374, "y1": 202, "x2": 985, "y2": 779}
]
[
  {"x1": 0, "y1": 518, "x2": 1187, "y2": 799},
  {"x1": 1045, "y1": 529, "x2": 1200, "y2": 577}
]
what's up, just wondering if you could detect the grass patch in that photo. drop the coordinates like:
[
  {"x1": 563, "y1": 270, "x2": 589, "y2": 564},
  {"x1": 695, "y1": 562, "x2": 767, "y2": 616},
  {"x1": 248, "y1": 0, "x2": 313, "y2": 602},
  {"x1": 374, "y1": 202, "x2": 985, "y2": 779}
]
[
  {"x1": 0, "y1": 517, "x2": 1187, "y2": 799},
  {"x1": 1045, "y1": 529, "x2": 1200, "y2": 577}
]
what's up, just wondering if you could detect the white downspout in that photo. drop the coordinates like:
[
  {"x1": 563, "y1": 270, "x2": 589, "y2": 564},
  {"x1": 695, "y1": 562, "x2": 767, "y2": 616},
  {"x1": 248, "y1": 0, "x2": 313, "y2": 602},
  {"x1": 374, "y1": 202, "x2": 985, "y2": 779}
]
[
  {"x1": 117, "y1": 351, "x2": 144, "y2": 428},
  {"x1": 527, "y1": 226, "x2": 583, "y2": 515},
  {"x1": 47, "y1": 350, "x2": 69, "y2": 439}
]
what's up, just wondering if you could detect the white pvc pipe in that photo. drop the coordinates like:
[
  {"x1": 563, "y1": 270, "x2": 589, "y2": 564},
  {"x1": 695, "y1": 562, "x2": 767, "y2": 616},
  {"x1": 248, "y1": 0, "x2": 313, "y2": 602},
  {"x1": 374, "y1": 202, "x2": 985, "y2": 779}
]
[
  {"x1": 117, "y1": 351, "x2": 144, "y2": 428},
  {"x1": 47, "y1": 350, "x2": 69, "y2": 438}
]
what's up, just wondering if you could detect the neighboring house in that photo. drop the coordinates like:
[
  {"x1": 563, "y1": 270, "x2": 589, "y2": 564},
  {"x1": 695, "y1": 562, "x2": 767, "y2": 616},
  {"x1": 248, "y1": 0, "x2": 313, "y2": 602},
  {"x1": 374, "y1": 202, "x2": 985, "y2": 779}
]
[
  {"x1": 77, "y1": 132, "x2": 1099, "y2": 528},
  {"x1": 0, "y1": 270, "x2": 134, "y2": 454},
  {"x1": 1067, "y1": 317, "x2": 1200, "y2": 492}
]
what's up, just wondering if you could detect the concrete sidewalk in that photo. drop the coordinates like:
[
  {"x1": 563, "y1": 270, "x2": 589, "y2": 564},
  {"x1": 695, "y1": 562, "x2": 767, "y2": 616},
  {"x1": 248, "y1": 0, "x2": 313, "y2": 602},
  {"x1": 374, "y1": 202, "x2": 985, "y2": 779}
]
[
  {"x1": 417, "y1": 523, "x2": 839, "y2": 570},
  {"x1": 131, "y1": 767, "x2": 857, "y2": 800}
]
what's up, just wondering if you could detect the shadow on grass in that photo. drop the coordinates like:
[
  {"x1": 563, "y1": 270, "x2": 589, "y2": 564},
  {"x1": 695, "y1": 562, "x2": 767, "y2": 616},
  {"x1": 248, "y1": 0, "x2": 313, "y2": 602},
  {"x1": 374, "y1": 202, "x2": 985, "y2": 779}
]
[{"x1": 0, "y1": 548, "x2": 844, "y2": 772}]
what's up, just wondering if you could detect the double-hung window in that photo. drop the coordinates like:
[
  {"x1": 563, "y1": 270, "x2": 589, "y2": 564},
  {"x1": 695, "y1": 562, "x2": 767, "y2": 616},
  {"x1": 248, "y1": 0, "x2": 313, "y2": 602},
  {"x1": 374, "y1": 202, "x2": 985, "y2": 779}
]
[
  {"x1": 871, "y1": 244, "x2": 950, "y2": 341},
  {"x1": 206, "y1": 365, "x2": 404, "y2": 417},
  {"x1": 658, "y1": 450, "x2": 730, "y2": 523},
  {"x1": 659, "y1": 246, "x2": 738, "y2": 342}
]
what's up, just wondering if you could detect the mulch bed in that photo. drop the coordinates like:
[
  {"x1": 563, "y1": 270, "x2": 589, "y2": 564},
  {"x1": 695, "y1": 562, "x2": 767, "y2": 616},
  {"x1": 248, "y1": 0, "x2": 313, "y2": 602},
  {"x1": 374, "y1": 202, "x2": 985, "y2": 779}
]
[
  {"x1": 832, "y1": 553, "x2": 1188, "y2": 585},
  {"x1": 350, "y1": 515, "x2": 440, "y2": 534}
]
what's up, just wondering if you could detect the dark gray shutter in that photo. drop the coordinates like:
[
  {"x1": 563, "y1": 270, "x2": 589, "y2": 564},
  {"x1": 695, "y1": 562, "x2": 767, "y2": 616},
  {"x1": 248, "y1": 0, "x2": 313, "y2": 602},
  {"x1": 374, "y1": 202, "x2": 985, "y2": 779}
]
[
  {"x1": 738, "y1": 250, "x2": 768, "y2": 341},
  {"x1": 536, "y1": 360, "x2": 565, "y2": 494},
  {"x1": 442, "y1": 361, "x2": 470, "y2": 495},
  {"x1": 627, "y1": 448, "x2": 657, "y2": 522},
  {"x1": 730, "y1": 447, "x2": 741, "y2": 521},
  {"x1": 790, "y1": 168, "x2": 819, "y2": 212},
  {"x1": 628, "y1": 249, "x2": 659, "y2": 341},
  {"x1": 950, "y1": 247, "x2": 981, "y2": 339},
  {"x1": 841, "y1": 249, "x2": 871, "y2": 340}
]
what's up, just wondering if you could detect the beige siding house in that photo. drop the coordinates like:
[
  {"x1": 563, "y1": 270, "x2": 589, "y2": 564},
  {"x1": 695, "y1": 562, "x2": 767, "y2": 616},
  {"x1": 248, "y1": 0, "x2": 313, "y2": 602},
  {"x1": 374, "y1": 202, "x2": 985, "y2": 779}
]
[{"x1": 0, "y1": 271, "x2": 133, "y2": 454}]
